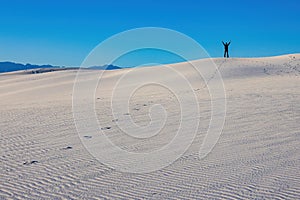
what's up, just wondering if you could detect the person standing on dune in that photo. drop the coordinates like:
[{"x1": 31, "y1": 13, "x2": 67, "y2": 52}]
[{"x1": 222, "y1": 41, "x2": 231, "y2": 58}]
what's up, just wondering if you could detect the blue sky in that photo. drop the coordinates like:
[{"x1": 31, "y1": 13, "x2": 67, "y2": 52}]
[{"x1": 0, "y1": 0, "x2": 299, "y2": 67}]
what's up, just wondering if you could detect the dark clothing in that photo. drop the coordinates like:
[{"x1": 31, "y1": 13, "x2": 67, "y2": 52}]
[{"x1": 222, "y1": 41, "x2": 230, "y2": 58}]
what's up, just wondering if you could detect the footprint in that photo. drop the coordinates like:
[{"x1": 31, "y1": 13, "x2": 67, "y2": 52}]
[
  {"x1": 84, "y1": 135, "x2": 92, "y2": 139},
  {"x1": 143, "y1": 104, "x2": 147, "y2": 106},
  {"x1": 62, "y1": 146, "x2": 73, "y2": 150},
  {"x1": 133, "y1": 108, "x2": 140, "y2": 111},
  {"x1": 23, "y1": 160, "x2": 38, "y2": 165},
  {"x1": 101, "y1": 127, "x2": 111, "y2": 130},
  {"x1": 112, "y1": 119, "x2": 118, "y2": 122}
]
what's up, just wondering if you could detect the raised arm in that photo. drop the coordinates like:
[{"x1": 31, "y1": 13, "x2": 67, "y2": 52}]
[
  {"x1": 228, "y1": 41, "x2": 231, "y2": 45},
  {"x1": 222, "y1": 41, "x2": 225, "y2": 45}
]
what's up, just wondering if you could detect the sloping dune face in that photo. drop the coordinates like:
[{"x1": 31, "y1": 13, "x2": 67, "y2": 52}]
[{"x1": 1, "y1": 54, "x2": 300, "y2": 199}]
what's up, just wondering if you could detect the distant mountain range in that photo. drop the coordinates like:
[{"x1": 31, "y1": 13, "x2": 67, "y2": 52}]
[
  {"x1": 88, "y1": 64, "x2": 122, "y2": 70},
  {"x1": 0, "y1": 62, "x2": 122, "y2": 73}
]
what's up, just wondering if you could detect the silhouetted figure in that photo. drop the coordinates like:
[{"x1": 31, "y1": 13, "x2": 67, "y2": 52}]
[{"x1": 222, "y1": 41, "x2": 231, "y2": 58}]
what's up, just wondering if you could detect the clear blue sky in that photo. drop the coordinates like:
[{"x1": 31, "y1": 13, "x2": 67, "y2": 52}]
[{"x1": 0, "y1": 0, "x2": 299, "y2": 67}]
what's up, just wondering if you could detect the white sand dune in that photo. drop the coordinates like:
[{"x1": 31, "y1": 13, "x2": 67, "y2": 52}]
[{"x1": 1, "y1": 54, "x2": 300, "y2": 199}]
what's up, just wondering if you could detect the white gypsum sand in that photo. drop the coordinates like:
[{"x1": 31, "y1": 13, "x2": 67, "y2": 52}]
[{"x1": 0, "y1": 54, "x2": 300, "y2": 199}]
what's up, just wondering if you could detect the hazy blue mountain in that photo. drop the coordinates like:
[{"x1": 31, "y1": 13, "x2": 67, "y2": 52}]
[
  {"x1": 0, "y1": 62, "x2": 122, "y2": 73},
  {"x1": 0, "y1": 62, "x2": 60, "y2": 73},
  {"x1": 88, "y1": 64, "x2": 122, "y2": 70}
]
